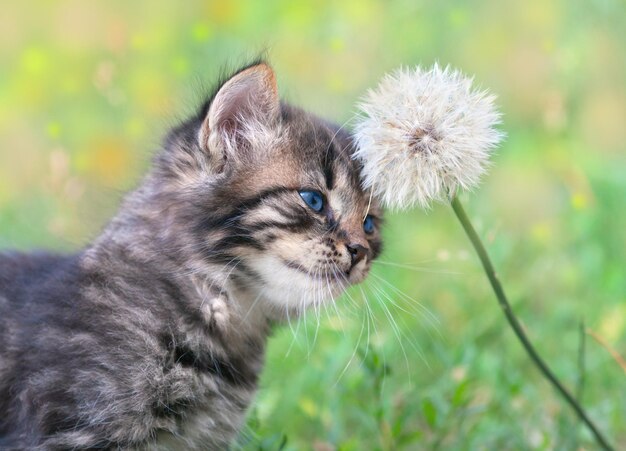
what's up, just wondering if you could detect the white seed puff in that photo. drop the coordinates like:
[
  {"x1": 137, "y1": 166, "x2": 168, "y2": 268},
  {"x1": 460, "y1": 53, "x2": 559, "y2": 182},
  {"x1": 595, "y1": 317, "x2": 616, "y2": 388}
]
[{"x1": 353, "y1": 64, "x2": 504, "y2": 210}]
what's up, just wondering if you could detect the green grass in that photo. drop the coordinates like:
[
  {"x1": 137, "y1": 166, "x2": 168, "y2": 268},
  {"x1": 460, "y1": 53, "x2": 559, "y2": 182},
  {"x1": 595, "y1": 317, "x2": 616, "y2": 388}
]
[{"x1": 1, "y1": 1, "x2": 625, "y2": 449}]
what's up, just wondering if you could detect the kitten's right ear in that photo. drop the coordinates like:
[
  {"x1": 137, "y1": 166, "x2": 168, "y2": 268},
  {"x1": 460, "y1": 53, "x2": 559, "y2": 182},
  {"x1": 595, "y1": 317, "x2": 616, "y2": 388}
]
[{"x1": 199, "y1": 63, "x2": 280, "y2": 172}]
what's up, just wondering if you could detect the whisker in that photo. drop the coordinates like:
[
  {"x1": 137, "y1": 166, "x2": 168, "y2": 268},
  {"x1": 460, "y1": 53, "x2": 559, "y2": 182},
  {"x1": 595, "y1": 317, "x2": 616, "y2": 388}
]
[
  {"x1": 332, "y1": 282, "x2": 371, "y2": 386},
  {"x1": 368, "y1": 282, "x2": 430, "y2": 373},
  {"x1": 307, "y1": 267, "x2": 323, "y2": 357},
  {"x1": 369, "y1": 273, "x2": 441, "y2": 331},
  {"x1": 284, "y1": 298, "x2": 302, "y2": 358},
  {"x1": 374, "y1": 259, "x2": 461, "y2": 275},
  {"x1": 367, "y1": 283, "x2": 413, "y2": 383}
]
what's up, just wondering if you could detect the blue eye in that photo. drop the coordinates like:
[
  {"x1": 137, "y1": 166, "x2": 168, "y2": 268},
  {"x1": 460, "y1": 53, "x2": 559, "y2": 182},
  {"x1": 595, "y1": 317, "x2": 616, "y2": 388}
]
[
  {"x1": 299, "y1": 190, "x2": 325, "y2": 212},
  {"x1": 363, "y1": 215, "x2": 375, "y2": 234}
]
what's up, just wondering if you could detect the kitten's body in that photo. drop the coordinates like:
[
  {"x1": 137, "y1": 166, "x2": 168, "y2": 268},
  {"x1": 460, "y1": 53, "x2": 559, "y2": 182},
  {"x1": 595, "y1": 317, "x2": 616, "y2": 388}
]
[{"x1": 0, "y1": 63, "x2": 381, "y2": 449}]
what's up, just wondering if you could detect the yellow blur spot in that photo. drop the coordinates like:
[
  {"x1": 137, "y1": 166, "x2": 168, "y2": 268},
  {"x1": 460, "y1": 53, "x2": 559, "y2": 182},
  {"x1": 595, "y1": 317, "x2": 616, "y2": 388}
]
[
  {"x1": 20, "y1": 47, "x2": 48, "y2": 75},
  {"x1": 125, "y1": 117, "x2": 146, "y2": 139},
  {"x1": 570, "y1": 193, "x2": 587, "y2": 210},
  {"x1": 171, "y1": 57, "x2": 189, "y2": 76},
  {"x1": 46, "y1": 122, "x2": 61, "y2": 139},
  {"x1": 298, "y1": 397, "x2": 318, "y2": 417},
  {"x1": 130, "y1": 70, "x2": 169, "y2": 113},
  {"x1": 343, "y1": 0, "x2": 377, "y2": 22},
  {"x1": 598, "y1": 305, "x2": 626, "y2": 343},
  {"x1": 326, "y1": 315, "x2": 348, "y2": 331},
  {"x1": 522, "y1": 1, "x2": 558, "y2": 27},
  {"x1": 131, "y1": 34, "x2": 147, "y2": 50},
  {"x1": 192, "y1": 23, "x2": 212, "y2": 42},
  {"x1": 88, "y1": 139, "x2": 132, "y2": 185},
  {"x1": 207, "y1": 1, "x2": 240, "y2": 25},
  {"x1": 542, "y1": 38, "x2": 555, "y2": 52},
  {"x1": 449, "y1": 7, "x2": 468, "y2": 27},
  {"x1": 329, "y1": 37, "x2": 345, "y2": 53},
  {"x1": 327, "y1": 73, "x2": 345, "y2": 93},
  {"x1": 451, "y1": 365, "x2": 467, "y2": 382},
  {"x1": 531, "y1": 222, "x2": 552, "y2": 243},
  {"x1": 580, "y1": 89, "x2": 626, "y2": 153}
]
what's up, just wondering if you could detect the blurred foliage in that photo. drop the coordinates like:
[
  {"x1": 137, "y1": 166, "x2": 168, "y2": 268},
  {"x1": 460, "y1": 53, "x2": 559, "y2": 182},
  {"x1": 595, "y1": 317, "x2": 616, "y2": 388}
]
[{"x1": 1, "y1": 0, "x2": 625, "y2": 449}]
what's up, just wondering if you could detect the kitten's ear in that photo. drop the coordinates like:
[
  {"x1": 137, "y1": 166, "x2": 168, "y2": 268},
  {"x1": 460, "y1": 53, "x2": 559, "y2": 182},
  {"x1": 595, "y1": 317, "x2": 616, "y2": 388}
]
[{"x1": 199, "y1": 63, "x2": 280, "y2": 170}]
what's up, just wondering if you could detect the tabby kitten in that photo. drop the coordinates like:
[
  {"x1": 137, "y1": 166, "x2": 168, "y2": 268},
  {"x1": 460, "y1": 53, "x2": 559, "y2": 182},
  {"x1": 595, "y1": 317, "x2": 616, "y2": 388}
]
[{"x1": 0, "y1": 62, "x2": 382, "y2": 449}]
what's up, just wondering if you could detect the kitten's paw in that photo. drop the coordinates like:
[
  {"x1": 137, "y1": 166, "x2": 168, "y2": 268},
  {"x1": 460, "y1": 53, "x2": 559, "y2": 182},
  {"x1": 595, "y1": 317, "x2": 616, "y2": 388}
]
[{"x1": 201, "y1": 293, "x2": 230, "y2": 330}]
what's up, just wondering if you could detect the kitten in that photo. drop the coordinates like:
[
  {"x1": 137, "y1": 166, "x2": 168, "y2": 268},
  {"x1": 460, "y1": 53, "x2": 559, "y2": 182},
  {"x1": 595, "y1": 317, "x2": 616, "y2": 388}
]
[{"x1": 0, "y1": 62, "x2": 382, "y2": 450}]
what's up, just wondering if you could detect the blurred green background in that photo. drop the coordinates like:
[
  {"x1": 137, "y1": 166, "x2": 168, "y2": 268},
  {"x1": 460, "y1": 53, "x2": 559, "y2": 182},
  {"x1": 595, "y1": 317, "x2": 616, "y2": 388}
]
[{"x1": 1, "y1": 0, "x2": 625, "y2": 449}]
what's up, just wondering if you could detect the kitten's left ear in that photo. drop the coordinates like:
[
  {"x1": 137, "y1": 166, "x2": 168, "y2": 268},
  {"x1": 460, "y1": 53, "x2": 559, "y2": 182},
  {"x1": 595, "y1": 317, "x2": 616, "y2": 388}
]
[{"x1": 199, "y1": 63, "x2": 280, "y2": 171}]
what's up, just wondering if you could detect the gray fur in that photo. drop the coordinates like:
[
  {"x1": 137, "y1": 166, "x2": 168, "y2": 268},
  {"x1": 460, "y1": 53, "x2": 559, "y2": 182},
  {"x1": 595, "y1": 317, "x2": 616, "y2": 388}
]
[{"x1": 0, "y1": 62, "x2": 382, "y2": 450}]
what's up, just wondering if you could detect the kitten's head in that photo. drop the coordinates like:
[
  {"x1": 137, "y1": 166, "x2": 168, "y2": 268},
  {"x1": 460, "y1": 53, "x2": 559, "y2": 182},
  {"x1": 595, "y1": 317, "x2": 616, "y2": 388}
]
[{"x1": 159, "y1": 62, "x2": 382, "y2": 316}]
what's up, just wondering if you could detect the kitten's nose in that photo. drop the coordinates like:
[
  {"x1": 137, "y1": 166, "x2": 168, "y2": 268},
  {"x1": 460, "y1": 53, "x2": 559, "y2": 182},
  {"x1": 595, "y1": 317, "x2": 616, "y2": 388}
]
[{"x1": 346, "y1": 243, "x2": 368, "y2": 267}]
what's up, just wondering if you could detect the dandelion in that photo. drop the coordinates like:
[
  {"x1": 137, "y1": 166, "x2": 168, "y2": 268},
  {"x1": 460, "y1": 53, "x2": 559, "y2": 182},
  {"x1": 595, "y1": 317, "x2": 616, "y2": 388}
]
[
  {"x1": 352, "y1": 65, "x2": 613, "y2": 450},
  {"x1": 353, "y1": 64, "x2": 503, "y2": 209}
]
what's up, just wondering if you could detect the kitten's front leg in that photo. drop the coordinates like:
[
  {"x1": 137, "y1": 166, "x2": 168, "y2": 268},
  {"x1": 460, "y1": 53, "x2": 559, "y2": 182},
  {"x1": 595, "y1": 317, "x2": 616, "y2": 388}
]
[{"x1": 200, "y1": 292, "x2": 230, "y2": 330}]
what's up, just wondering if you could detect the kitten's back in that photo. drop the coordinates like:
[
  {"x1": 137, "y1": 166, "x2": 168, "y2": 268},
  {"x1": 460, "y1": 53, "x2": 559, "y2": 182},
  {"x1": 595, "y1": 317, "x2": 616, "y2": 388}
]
[
  {"x1": 0, "y1": 252, "x2": 80, "y2": 431},
  {"x1": 0, "y1": 252, "x2": 74, "y2": 298}
]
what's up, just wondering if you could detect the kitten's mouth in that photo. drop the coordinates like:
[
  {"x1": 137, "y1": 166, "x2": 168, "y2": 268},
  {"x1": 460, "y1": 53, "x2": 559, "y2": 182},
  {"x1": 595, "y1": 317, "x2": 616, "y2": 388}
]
[{"x1": 282, "y1": 259, "x2": 347, "y2": 284}]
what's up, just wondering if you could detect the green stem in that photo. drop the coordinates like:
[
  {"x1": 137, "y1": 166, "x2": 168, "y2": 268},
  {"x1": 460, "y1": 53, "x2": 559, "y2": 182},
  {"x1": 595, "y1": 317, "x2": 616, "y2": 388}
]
[
  {"x1": 577, "y1": 320, "x2": 586, "y2": 403},
  {"x1": 449, "y1": 195, "x2": 613, "y2": 451}
]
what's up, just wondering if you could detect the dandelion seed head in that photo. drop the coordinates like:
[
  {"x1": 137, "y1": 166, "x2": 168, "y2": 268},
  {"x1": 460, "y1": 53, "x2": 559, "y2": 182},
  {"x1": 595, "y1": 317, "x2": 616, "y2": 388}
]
[{"x1": 353, "y1": 64, "x2": 504, "y2": 210}]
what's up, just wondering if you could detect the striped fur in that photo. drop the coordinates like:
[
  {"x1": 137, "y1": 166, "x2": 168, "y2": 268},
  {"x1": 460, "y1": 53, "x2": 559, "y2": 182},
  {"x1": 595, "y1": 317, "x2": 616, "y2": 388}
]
[{"x1": 0, "y1": 62, "x2": 382, "y2": 449}]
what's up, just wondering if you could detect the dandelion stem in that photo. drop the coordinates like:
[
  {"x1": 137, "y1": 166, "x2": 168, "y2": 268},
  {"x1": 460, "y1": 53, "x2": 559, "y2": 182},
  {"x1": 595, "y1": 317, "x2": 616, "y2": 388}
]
[{"x1": 449, "y1": 195, "x2": 613, "y2": 451}]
